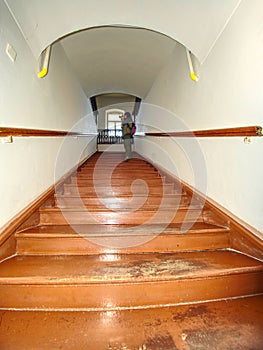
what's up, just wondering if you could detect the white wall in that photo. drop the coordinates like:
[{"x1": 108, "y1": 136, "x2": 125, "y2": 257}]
[
  {"x1": 136, "y1": 0, "x2": 263, "y2": 232},
  {"x1": 0, "y1": 1, "x2": 97, "y2": 229}
]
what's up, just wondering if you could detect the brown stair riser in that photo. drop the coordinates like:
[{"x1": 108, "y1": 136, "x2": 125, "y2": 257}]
[
  {"x1": 63, "y1": 185, "x2": 177, "y2": 196},
  {"x1": 39, "y1": 209, "x2": 204, "y2": 225},
  {"x1": 0, "y1": 271, "x2": 262, "y2": 310},
  {"x1": 81, "y1": 158, "x2": 150, "y2": 162},
  {"x1": 75, "y1": 165, "x2": 160, "y2": 175},
  {"x1": 80, "y1": 166, "x2": 155, "y2": 171},
  {"x1": 78, "y1": 167, "x2": 158, "y2": 172},
  {"x1": 71, "y1": 179, "x2": 166, "y2": 186},
  {"x1": 73, "y1": 176, "x2": 163, "y2": 182},
  {"x1": 78, "y1": 166, "x2": 155, "y2": 171},
  {"x1": 74, "y1": 173, "x2": 161, "y2": 179},
  {"x1": 55, "y1": 195, "x2": 190, "y2": 208},
  {"x1": 78, "y1": 172, "x2": 159, "y2": 178},
  {"x1": 79, "y1": 161, "x2": 154, "y2": 166},
  {"x1": 77, "y1": 171, "x2": 160, "y2": 177},
  {"x1": 62, "y1": 186, "x2": 177, "y2": 198},
  {"x1": 16, "y1": 232, "x2": 230, "y2": 255}
]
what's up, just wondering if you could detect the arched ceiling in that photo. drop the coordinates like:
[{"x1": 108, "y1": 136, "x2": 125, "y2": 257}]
[
  {"x1": 5, "y1": 0, "x2": 242, "y2": 99},
  {"x1": 60, "y1": 27, "x2": 176, "y2": 98},
  {"x1": 5, "y1": 0, "x2": 241, "y2": 63}
]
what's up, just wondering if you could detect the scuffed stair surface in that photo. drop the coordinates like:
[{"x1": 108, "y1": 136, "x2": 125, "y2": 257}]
[
  {"x1": 17, "y1": 222, "x2": 229, "y2": 236},
  {"x1": 15, "y1": 223, "x2": 230, "y2": 255},
  {"x1": 0, "y1": 250, "x2": 262, "y2": 310},
  {"x1": 0, "y1": 295, "x2": 262, "y2": 350},
  {"x1": 0, "y1": 250, "x2": 262, "y2": 283},
  {"x1": 1, "y1": 152, "x2": 262, "y2": 325}
]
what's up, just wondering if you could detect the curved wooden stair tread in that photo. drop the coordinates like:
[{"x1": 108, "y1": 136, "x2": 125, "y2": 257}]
[
  {"x1": 1, "y1": 251, "x2": 262, "y2": 284},
  {"x1": 16, "y1": 222, "x2": 230, "y2": 236},
  {"x1": 0, "y1": 251, "x2": 262, "y2": 310},
  {"x1": 54, "y1": 193, "x2": 191, "y2": 208},
  {"x1": 15, "y1": 222, "x2": 230, "y2": 255}
]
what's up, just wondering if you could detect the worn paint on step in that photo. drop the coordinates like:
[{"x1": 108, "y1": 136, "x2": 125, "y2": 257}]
[{"x1": 0, "y1": 295, "x2": 262, "y2": 349}]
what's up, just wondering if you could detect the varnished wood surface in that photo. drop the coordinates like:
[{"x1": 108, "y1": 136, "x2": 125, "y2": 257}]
[
  {"x1": 63, "y1": 183, "x2": 177, "y2": 196},
  {"x1": 1, "y1": 151, "x2": 262, "y2": 313},
  {"x1": 55, "y1": 193, "x2": 190, "y2": 209},
  {"x1": 16, "y1": 223, "x2": 230, "y2": 255},
  {"x1": 0, "y1": 296, "x2": 262, "y2": 349},
  {"x1": 0, "y1": 126, "x2": 95, "y2": 137},
  {"x1": 145, "y1": 125, "x2": 263, "y2": 137},
  {"x1": 17, "y1": 223, "x2": 229, "y2": 236},
  {"x1": 39, "y1": 207, "x2": 204, "y2": 225},
  {"x1": 0, "y1": 251, "x2": 262, "y2": 309},
  {"x1": 0, "y1": 251, "x2": 261, "y2": 282}
]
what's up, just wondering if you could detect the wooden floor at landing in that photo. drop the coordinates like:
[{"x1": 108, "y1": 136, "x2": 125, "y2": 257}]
[{"x1": 0, "y1": 295, "x2": 262, "y2": 350}]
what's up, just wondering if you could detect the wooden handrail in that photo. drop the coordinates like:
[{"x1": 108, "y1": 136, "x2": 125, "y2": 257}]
[
  {"x1": 0, "y1": 127, "x2": 97, "y2": 137},
  {"x1": 2, "y1": 126, "x2": 262, "y2": 138},
  {"x1": 145, "y1": 126, "x2": 262, "y2": 138}
]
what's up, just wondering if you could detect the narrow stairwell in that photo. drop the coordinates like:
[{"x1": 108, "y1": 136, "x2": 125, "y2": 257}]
[{"x1": 0, "y1": 152, "x2": 262, "y2": 349}]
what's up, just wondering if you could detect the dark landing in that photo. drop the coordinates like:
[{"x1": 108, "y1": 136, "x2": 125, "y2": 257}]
[{"x1": 0, "y1": 295, "x2": 262, "y2": 350}]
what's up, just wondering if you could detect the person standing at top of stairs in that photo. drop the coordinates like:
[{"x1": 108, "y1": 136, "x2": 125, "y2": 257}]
[{"x1": 121, "y1": 111, "x2": 134, "y2": 161}]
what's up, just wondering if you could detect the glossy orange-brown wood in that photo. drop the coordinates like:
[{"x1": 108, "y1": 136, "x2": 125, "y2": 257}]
[
  {"x1": 0, "y1": 296, "x2": 262, "y2": 349},
  {"x1": 0, "y1": 126, "x2": 92, "y2": 137},
  {"x1": 1, "y1": 151, "x2": 262, "y2": 315},
  {"x1": 55, "y1": 193, "x2": 188, "y2": 208},
  {"x1": 16, "y1": 223, "x2": 230, "y2": 255},
  {"x1": 145, "y1": 125, "x2": 262, "y2": 137},
  {"x1": 0, "y1": 251, "x2": 262, "y2": 309}
]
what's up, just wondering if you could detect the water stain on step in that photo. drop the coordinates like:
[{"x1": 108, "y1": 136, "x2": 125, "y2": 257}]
[
  {"x1": 172, "y1": 305, "x2": 208, "y2": 322},
  {"x1": 92, "y1": 259, "x2": 208, "y2": 280},
  {"x1": 145, "y1": 332, "x2": 179, "y2": 350}
]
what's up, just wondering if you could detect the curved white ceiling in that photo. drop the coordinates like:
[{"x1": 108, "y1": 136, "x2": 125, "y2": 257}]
[
  {"x1": 61, "y1": 27, "x2": 176, "y2": 98},
  {"x1": 6, "y1": 0, "x2": 241, "y2": 63},
  {"x1": 5, "y1": 0, "x2": 242, "y2": 99}
]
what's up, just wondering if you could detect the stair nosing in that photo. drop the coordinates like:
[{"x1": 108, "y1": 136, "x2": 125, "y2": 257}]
[{"x1": 1, "y1": 265, "x2": 262, "y2": 286}]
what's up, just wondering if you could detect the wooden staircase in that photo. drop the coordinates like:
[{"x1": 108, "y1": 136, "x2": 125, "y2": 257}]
[{"x1": 0, "y1": 151, "x2": 262, "y2": 348}]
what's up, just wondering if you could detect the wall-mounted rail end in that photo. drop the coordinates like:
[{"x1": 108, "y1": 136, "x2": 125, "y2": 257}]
[
  {"x1": 37, "y1": 46, "x2": 51, "y2": 79},
  {"x1": 37, "y1": 68, "x2": 48, "y2": 78},
  {"x1": 186, "y1": 48, "x2": 199, "y2": 82},
  {"x1": 190, "y1": 71, "x2": 198, "y2": 82},
  {"x1": 256, "y1": 126, "x2": 263, "y2": 136}
]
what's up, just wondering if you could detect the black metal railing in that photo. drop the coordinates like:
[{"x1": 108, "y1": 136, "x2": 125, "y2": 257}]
[{"x1": 97, "y1": 129, "x2": 123, "y2": 144}]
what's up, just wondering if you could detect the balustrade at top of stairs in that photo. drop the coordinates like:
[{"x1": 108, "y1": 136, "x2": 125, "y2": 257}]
[{"x1": 0, "y1": 151, "x2": 262, "y2": 313}]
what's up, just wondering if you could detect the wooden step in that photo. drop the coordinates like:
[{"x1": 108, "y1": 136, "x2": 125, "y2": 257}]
[
  {"x1": 16, "y1": 223, "x2": 230, "y2": 255},
  {"x1": 71, "y1": 177, "x2": 166, "y2": 186},
  {"x1": 55, "y1": 193, "x2": 190, "y2": 209},
  {"x1": 79, "y1": 162, "x2": 154, "y2": 168},
  {"x1": 0, "y1": 295, "x2": 262, "y2": 349},
  {"x1": 3, "y1": 151, "x2": 262, "y2": 317},
  {"x1": 63, "y1": 183, "x2": 177, "y2": 196},
  {"x1": 81, "y1": 162, "x2": 153, "y2": 167},
  {"x1": 79, "y1": 161, "x2": 157, "y2": 169},
  {"x1": 0, "y1": 251, "x2": 262, "y2": 310},
  {"x1": 75, "y1": 173, "x2": 162, "y2": 179},
  {"x1": 78, "y1": 169, "x2": 159, "y2": 176},
  {"x1": 81, "y1": 157, "x2": 152, "y2": 163},
  {"x1": 39, "y1": 206, "x2": 204, "y2": 225}
]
